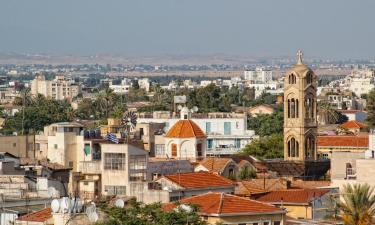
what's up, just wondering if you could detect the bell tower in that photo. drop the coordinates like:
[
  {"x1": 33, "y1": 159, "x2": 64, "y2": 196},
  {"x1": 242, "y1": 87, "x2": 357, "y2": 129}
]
[{"x1": 284, "y1": 50, "x2": 317, "y2": 161}]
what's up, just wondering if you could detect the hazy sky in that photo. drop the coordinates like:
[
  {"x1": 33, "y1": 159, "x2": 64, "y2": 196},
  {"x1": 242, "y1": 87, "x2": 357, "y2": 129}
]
[{"x1": 0, "y1": 0, "x2": 374, "y2": 59}]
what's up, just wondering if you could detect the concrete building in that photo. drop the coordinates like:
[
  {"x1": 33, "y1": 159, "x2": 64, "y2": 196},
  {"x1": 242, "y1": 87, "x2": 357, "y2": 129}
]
[
  {"x1": 137, "y1": 78, "x2": 150, "y2": 92},
  {"x1": 244, "y1": 67, "x2": 273, "y2": 83},
  {"x1": 31, "y1": 74, "x2": 81, "y2": 101},
  {"x1": 0, "y1": 135, "x2": 35, "y2": 158},
  {"x1": 43, "y1": 122, "x2": 85, "y2": 170},
  {"x1": 257, "y1": 189, "x2": 333, "y2": 220},
  {"x1": 75, "y1": 140, "x2": 148, "y2": 201},
  {"x1": 138, "y1": 110, "x2": 256, "y2": 156},
  {"x1": 317, "y1": 134, "x2": 368, "y2": 159},
  {"x1": 109, "y1": 78, "x2": 131, "y2": 94}
]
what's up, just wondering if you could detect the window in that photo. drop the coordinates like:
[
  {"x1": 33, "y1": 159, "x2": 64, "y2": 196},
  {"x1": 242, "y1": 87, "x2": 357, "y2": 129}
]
[
  {"x1": 171, "y1": 144, "x2": 177, "y2": 157},
  {"x1": 13, "y1": 143, "x2": 16, "y2": 147},
  {"x1": 129, "y1": 157, "x2": 146, "y2": 179},
  {"x1": 35, "y1": 143, "x2": 40, "y2": 151},
  {"x1": 197, "y1": 143, "x2": 203, "y2": 157},
  {"x1": 68, "y1": 161, "x2": 73, "y2": 168},
  {"x1": 288, "y1": 137, "x2": 299, "y2": 158},
  {"x1": 155, "y1": 144, "x2": 165, "y2": 156},
  {"x1": 289, "y1": 73, "x2": 296, "y2": 84},
  {"x1": 305, "y1": 136, "x2": 315, "y2": 159},
  {"x1": 306, "y1": 73, "x2": 313, "y2": 84},
  {"x1": 274, "y1": 221, "x2": 281, "y2": 225},
  {"x1": 92, "y1": 144, "x2": 101, "y2": 160},
  {"x1": 54, "y1": 144, "x2": 58, "y2": 149},
  {"x1": 84, "y1": 182, "x2": 88, "y2": 186},
  {"x1": 105, "y1": 185, "x2": 126, "y2": 195},
  {"x1": 205, "y1": 122, "x2": 211, "y2": 134},
  {"x1": 224, "y1": 122, "x2": 231, "y2": 135},
  {"x1": 235, "y1": 139, "x2": 241, "y2": 148},
  {"x1": 84, "y1": 144, "x2": 91, "y2": 156},
  {"x1": 207, "y1": 139, "x2": 213, "y2": 149},
  {"x1": 104, "y1": 153, "x2": 126, "y2": 170},
  {"x1": 287, "y1": 98, "x2": 298, "y2": 118}
]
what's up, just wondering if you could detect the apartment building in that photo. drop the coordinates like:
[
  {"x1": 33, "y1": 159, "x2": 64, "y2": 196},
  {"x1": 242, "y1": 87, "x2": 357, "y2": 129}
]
[
  {"x1": 138, "y1": 108, "x2": 256, "y2": 156},
  {"x1": 75, "y1": 140, "x2": 148, "y2": 201},
  {"x1": 31, "y1": 74, "x2": 81, "y2": 101}
]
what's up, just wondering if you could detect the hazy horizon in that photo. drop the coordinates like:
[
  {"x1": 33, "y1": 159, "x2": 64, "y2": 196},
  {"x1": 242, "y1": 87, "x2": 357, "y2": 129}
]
[{"x1": 1, "y1": 0, "x2": 374, "y2": 59}]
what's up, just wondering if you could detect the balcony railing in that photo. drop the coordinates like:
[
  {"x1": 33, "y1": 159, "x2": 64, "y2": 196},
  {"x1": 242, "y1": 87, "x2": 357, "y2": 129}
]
[
  {"x1": 206, "y1": 147, "x2": 242, "y2": 155},
  {"x1": 79, "y1": 161, "x2": 101, "y2": 174}
]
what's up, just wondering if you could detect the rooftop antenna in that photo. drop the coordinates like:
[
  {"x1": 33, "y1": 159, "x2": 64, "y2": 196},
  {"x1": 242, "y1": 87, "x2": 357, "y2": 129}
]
[{"x1": 115, "y1": 199, "x2": 125, "y2": 208}]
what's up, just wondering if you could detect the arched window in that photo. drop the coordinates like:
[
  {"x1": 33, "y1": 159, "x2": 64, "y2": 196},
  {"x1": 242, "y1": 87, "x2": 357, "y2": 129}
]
[
  {"x1": 306, "y1": 73, "x2": 313, "y2": 84},
  {"x1": 305, "y1": 136, "x2": 315, "y2": 159},
  {"x1": 289, "y1": 74, "x2": 296, "y2": 84},
  {"x1": 288, "y1": 138, "x2": 299, "y2": 158},
  {"x1": 288, "y1": 98, "x2": 299, "y2": 118},
  {"x1": 305, "y1": 97, "x2": 314, "y2": 120}
]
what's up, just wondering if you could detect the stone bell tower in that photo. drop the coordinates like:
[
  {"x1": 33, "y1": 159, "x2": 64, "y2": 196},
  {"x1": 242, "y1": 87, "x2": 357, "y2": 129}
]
[{"x1": 284, "y1": 50, "x2": 317, "y2": 161}]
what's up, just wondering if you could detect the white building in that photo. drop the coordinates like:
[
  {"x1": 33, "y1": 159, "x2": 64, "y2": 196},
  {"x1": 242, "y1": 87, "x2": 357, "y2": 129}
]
[
  {"x1": 138, "y1": 110, "x2": 256, "y2": 156},
  {"x1": 244, "y1": 67, "x2": 272, "y2": 83},
  {"x1": 31, "y1": 74, "x2": 81, "y2": 101},
  {"x1": 138, "y1": 78, "x2": 150, "y2": 92},
  {"x1": 109, "y1": 78, "x2": 131, "y2": 94}
]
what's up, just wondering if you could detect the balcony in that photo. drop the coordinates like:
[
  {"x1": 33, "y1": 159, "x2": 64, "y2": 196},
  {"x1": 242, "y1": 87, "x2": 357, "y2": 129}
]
[
  {"x1": 206, "y1": 147, "x2": 242, "y2": 155},
  {"x1": 79, "y1": 161, "x2": 101, "y2": 174}
]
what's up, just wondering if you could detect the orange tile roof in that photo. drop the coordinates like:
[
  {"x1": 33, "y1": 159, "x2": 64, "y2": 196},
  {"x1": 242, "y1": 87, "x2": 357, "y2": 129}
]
[
  {"x1": 163, "y1": 172, "x2": 234, "y2": 189},
  {"x1": 257, "y1": 189, "x2": 330, "y2": 204},
  {"x1": 317, "y1": 135, "x2": 368, "y2": 148},
  {"x1": 198, "y1": 158, "x2": 233, "y2": 173},
  {"x1": 235, "y1": 179, "x2": 288, "y2": 196},
  {"x1": 165, "y1": 119, "x2": 206, "y2": 138},
  {"x1": 17, "y1": 208, "x2": 52, "y2": 222},
  {"x1": 340, "y1": 120, "x2": 368, "y2": 129},
  {"x1": 163, "y1": 192, "x2": 284, "y2": 215}
]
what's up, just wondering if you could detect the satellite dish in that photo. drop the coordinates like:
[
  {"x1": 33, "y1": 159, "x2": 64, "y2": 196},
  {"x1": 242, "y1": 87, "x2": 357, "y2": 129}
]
[
  {"x1": 192, "y1": 106, "x2": 198, "y2": 112},
  {"x1": 115, "y1": 199, "x2": 125, "y2": 208},
  {"x1": 177, "y1": 105, "x2": 183, "y2": 110},
  {"x1": 85, "y1": 202, "x2": 98, "y2": 222},
  {"x1": 51, "y1": 199, "x2": 60, "y2": 213},
  {"x1": 60, "y1": 197, "x2": 70, "y2": 213}
]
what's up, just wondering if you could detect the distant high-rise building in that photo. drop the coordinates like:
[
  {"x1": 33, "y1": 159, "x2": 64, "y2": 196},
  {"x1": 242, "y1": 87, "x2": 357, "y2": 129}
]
[
  {"x1": 244, "y1": 67, "x2": 272, "y2": 84},
  {"x1": 31, "y1": 74, "x2": 81, "y2": 101}
]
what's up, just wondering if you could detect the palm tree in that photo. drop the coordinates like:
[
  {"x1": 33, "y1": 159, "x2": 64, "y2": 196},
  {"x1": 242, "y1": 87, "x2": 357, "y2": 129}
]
[
  {"x1": 317, "y1": 102, "x2": 339, "y2": 125},
  {"x1": 339, "y1": 183, "x2": 375, "y2": 225}
]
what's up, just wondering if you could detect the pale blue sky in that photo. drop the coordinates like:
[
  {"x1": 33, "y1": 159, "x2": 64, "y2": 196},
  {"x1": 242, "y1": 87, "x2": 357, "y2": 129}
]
[{"x1": 0, "y1": 0, "x2": 374, "y2": 59}]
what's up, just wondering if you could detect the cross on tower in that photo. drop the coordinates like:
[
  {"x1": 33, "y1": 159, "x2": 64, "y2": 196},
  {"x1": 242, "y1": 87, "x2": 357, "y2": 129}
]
[{"x1": 297, "y1": 50, "x2": 303, "y2": 65}]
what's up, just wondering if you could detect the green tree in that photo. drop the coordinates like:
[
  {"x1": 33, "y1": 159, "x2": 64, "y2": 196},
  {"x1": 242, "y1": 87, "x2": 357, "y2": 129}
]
[
  {"x1": 339, "y1": 183, "x2": 375, "y2": 225},
  {"x1": 247, "y1": 108, "x2": 283, "y2": 137},
  {"x1": 240, "y1": 133, "x2": 284, "y2": 160},
  {"x1": 238, "y1": 167, "x2": 257, "y2": 180},
  {"x1": 96, "y1": 200, "x2": 206, "y2": 225},
  {"x1": 366, "y1": 89, "x2": 375, "y2": 127}
]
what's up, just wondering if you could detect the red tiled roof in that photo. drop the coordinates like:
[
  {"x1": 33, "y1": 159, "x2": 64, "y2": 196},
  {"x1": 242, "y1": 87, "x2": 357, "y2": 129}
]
[
  {"x1": 317, "y1": 135, "x2": 368, "y2": 148},
  {"x1": 17, "y1": 208, "x2": 52, "y2": 222},
  {"x1": 163, "y1": 192, "x2": 284, "y2": 215},
  {"x1": 165, "y1": 120, "x2": 206, "y2": 138},
  {"x1": 235, "y1": 179, "x2": 288, "y2": 196},
  {"x1": 198, "y1": 158, "x2": 233, "y2": 173},
  {"x1": 257, "y1": 189, "x2": 330, "y2": 204},
  {"x1": 163, "y1": 172, "x2": 234, "y2": 189},
  {"x1": 340, "y1": 120, "x2": 368, "y2": 129}
]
